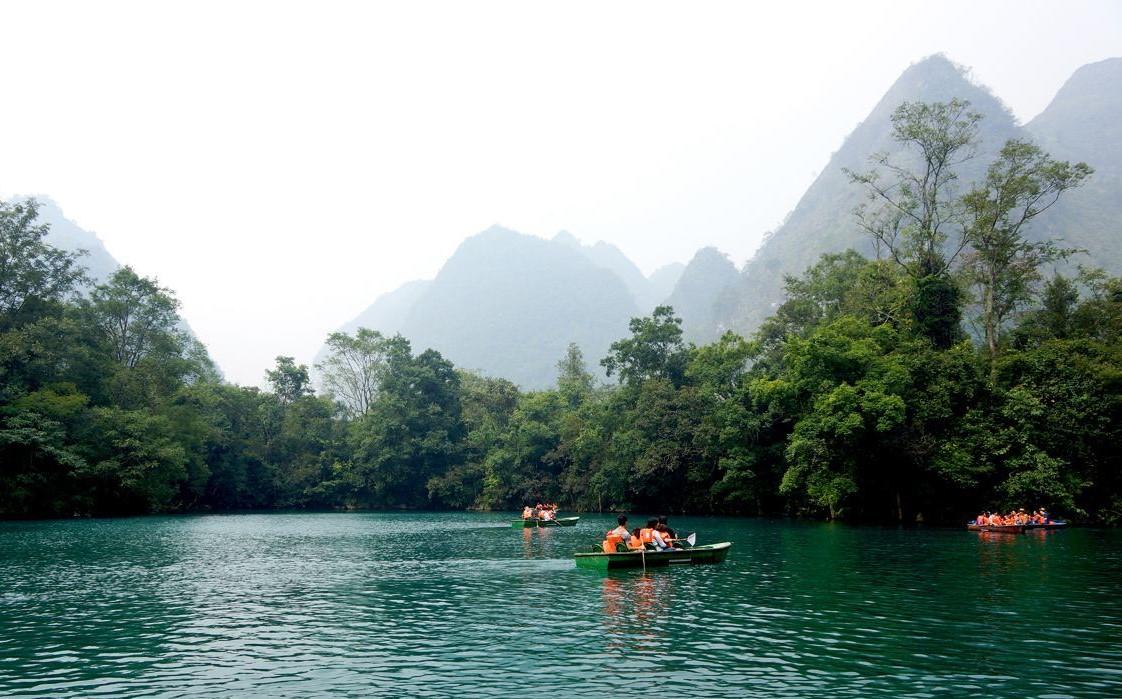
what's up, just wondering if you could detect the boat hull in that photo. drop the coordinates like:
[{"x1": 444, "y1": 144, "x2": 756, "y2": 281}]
[
  {"x1": 966, "y1": 520, "x2": 1067, "y2": 533},
  {"x1": 574, "y1": 542, "x2": 732, "y2": 570},
  {"x1": 512, "y1": 516, "x2": 580, "y2": 528},
  {"x1": 1026, "y1": 521, "x2": 1068, "y2": 530},
  {"x1": 968, "y1": 524, "x2": 1025, "y2": 534}
]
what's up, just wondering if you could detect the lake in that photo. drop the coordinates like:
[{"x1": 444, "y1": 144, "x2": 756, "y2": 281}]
[{"x1": 1, "y1": 513, "x2": 1120, "y2": 697}]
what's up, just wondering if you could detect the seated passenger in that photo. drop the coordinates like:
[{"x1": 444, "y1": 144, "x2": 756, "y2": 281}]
[
  {"x1": 627, "y1": 528, "x2": 645, "y2": 550},
  {"x1": 522, "y1": 506, "x2": 533, "y2": 519},
  {"x1": 602, "y1": 516, "x2": 630, "y2": 553},
  {"x1": 640, "y1": 518, "x2": 672, "y2": 550},
  {"x1": 656, "y1": 517, "x2": 680, "y2": 548}
]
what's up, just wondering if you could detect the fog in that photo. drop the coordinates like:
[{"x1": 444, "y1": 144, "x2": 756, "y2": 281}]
[{"x1": 1, "y1": 0, "x2": 1119, "y2": 385}]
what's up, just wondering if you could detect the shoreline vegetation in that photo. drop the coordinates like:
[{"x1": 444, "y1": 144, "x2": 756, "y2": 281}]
[{"x1": 3, "y1": 99, "x2": 1121, "y2": 526}]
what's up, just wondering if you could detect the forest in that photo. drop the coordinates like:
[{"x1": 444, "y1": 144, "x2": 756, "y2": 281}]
[{"x1": 2, "y1": 99, "x2": 1120, "y2": 524}]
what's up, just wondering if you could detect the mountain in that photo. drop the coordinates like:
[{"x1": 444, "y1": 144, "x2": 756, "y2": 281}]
[
  {"x1": 726, "y1": 54, "x2": 1023, "y2": 334},
  {"x1": 664, "y1": 247, "x2": 740, "y2": 343},
  {"x1": 370, "y1": 226, "x2": 640, "y2": 389},
  {"x1": 648, "y1": 262, "x2": 686, "y2": 305},
  {"x1": 1025, "y1": 57, "x2": 1122, "y2": 273},
  {"x1": 33, "y1": 197, "x2": 122, "y2": 283},
  {"x1": 323, "y1": 228, "x2": 691, "y2": 388},
  {"x1": 26, "y1": 197, "x2": 211, "y2": 366},
  {"x1": 553, "y1": 230, "x2": 669, "y2": 311},
  {"x1": 336, "y1": 280, "x2": 433, "y2": 336}
]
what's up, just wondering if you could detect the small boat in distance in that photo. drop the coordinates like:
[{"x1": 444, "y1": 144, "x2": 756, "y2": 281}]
[
  {"x1": 512, "y1": 516, "x2": 580, "y2": 528},
  {"x1": 574, "y1": 542, "x2": 732, "y2": 570}
]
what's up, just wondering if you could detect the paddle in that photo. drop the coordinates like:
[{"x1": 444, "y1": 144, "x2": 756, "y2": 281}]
[{"x1": 669, "y1": 532, "x2": 697, "y2": 547}]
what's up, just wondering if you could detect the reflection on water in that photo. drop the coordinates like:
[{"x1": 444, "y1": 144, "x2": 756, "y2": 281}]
[
  {"x1": 601, "y1": 573, "x2": 675, "y2": 650},
  {"x1": 1, "y1": 513, "x2": 1120, "y2": 698}
]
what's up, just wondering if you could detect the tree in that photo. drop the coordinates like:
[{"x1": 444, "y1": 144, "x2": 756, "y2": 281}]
[
  {"x1": 86, "y1": 266, "x2": 182, "y2": 369},
  {"x1": 316, "y1": 328, "x2": 392, "y2": 416},
  {"x1": 962, "y1": 139, "x2": 1092, "y2": 362},
  {"x1": 847, "y1": 100, "x2": 982, "y2": 347},
  {"x1": 0, "y1": 198, "x2": 86, "y2": 324},
  {"x1": 266, "y1": 356, "x2": 313, "y2": 405},
  {"x1": 556, "y1": 342, "x2": 594, "y2": 403},
  {"x1": 848, "y1": 99, "x2": 981, "y2": 278},
  {"x1": 601, "y1": 306, "x2": 690, "y2": 387}
]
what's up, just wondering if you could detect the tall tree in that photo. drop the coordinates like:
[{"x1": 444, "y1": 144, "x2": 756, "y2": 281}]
[
  {"x1": 316, "y1": 328, "x2": 391, "y2": 416},
  {"x1": 847, "y1": 99, "x2": 982, "y2": 347},
  {"x1": 602, "y1": 306, "x2": 690, "y2": 387},
  {"x1": 848, "y1": 99, "x2": 982, "y2": 278},
  {"x1": 266, "y1": 356, "x2": 313, "y2": 405},
  {"x1": 556, "y1": 342, "x2": 594, "y2": 403},
  {"x1": 962, "y1": 139, "x2": 1092, "y2": 362},
  {"x1": 86, "y1": 266, "x2": 181, "y2": 369},
  {"x1": 0, "y1": 198, "x2": 86, "y2": 323}
]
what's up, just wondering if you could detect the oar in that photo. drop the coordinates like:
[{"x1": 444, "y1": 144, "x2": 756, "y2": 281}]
[{"x1": 670, "y1": 532, "x2": 697, "y2": 547}]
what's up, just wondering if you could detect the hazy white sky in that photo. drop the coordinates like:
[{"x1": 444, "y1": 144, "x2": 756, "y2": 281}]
[{"x1": 2, "y1": 1, "x2": 1120, "y2": 385}]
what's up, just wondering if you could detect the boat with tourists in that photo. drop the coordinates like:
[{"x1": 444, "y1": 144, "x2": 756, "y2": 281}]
[
  {"x1": 514, "y1": 503, "x2": 578, "y2": 528},
  {"x1": 574, "y1": 514, "x2": 731, "y2": 570},
  {"x1": 574, "y1": 541, "x2": 731, "y2": 570},
  {"x1": 967, "y1": 507, "x2": 1067, "y2": 533},
  {"x1": 512, "y1": 516, "x2": 580, "y2": 528},
  {"x1": 966, "y1": 521, "x2": 1068, "y2": 533}
]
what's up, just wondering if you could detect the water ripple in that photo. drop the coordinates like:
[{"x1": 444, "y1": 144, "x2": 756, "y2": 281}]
[{"x1": 1, "y1": 514, "x2": 1120, "y2": 697}]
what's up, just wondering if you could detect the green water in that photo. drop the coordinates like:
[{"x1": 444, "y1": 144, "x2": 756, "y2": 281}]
[{"x1": 1, "y1": 513, "x2": 1120, "y2": 698}]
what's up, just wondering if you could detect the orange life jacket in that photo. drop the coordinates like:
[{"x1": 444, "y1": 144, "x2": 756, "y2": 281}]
[
  {"x1": 602, "y1": 533, "x2": 624, "y2": 553},
  {"x1": 639, "y1": 528, "x2": 655, "y2": 545},
  {"x1": 627, "y1": 535, "x2": 644, "y2": 550}
]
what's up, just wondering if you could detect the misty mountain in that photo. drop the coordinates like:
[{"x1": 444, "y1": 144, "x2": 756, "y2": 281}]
[
  {"x1": 35, "y1": 198, "x2": 122, "y2": 283},
  {"x1": 28, "y1": 196, "x2": 210, "y2": 364},
  {"x1": 725, "y1": 54, "x2": 1024, "y2": 335},
  {"x1": 1025, "y1": 57, "x2": 1122, "y2": 274},
  {"x1": 325, "y1": 228, "x2": 693, "y2": 388},
  {"x1": 324, "y1": 226, "x2": 641, "y2": 389},
  {"x1": 336, "y1": 280, "x2": 433, "y2": 336},
  {"x1": 553, "y1": 230, "x2": 672, "y2": 311},
  {"x1": 664, "y1": 247, "x2": 740, "y2": 344},
  {"x1": 648, "y1": 262, "x2": 686, "y2": 306}
]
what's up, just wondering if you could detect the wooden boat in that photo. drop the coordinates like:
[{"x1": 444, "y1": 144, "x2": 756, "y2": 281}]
[
  {"x1": 511, "y1": 516, "x2": 580, "y2": 528},
  {"x1": 574, "y1": 542, "x2": 732, "y2": 570},
  {"x1": 1026, "y1": 520, "x2": 1068, "y2": 530},
  {"x1": 966, "y1": 523, "x2": 1025, "y2": 534},
  {"x1": 966, "y1": 520, "x2": 1068, "y2": 533}
]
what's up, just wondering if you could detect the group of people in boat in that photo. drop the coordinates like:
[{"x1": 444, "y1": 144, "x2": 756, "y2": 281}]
[
  {"x1": 522, "y1": 503, "x2": 559, "y2": 521},
  {"x1": 974, "y1": 508, "x2": 1051, "y2": 526},
  {"x1": 601, "y1": 515, "x2": 681, "y2": 553}
]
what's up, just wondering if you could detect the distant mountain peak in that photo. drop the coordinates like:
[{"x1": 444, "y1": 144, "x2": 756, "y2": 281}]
[{"x1": 552, "y1": 230, "x2": 581, "y2": 247}]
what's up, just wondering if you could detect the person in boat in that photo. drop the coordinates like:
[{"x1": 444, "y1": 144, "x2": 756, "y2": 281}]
[
  {"x1": 541, "y1": 508, "x2": 555, "y2": 521},
  {"x1": 522, "y1": 506, "x2": 533, "y2": 519},
  {"x1": 601, "y1": 515, "x2": 631, "y2": 553},
  {"x1": 627, "y1": 527, "x2": 646, "y2": 550},
  {"x1": 640, "y1": 518, "x2": 672, "y2": 551},
  {"x1": 656, "y1": 515, "x2": 680, "y2": 548}
]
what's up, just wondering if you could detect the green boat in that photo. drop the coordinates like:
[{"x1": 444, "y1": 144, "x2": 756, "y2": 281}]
[
  {"x1": 511, "y1": 516, "x2": 580, "y2": 528},
  {"x1": 574, "y1": 542, "x2": 732, "y2": 570}
]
